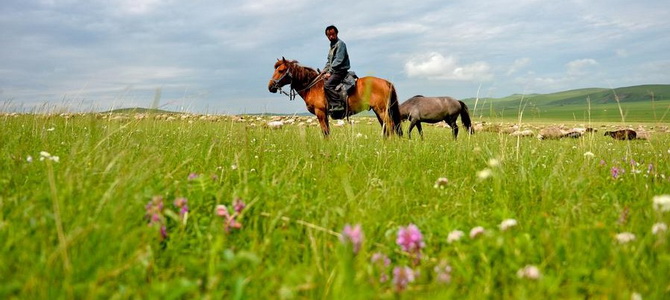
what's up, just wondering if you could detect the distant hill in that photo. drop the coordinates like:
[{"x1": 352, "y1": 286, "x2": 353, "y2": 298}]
[
  {"x1": 101, "y1": 107, "x2": 181, "y2": 114},
  {"x1": 462, "y1": 84, "x2": 670, "y2": 109},
  {"x1": 98, "y1": 85, "x2": 670, "y2": 122},
  {"x1": 461, "y1": 84, "x2": 670, "y2": 122}
]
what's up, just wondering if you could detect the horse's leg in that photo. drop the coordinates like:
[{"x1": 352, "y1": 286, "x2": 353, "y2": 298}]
[
  {"x1": 315, "y1": 109, "x2": 330, "y2": 137},
  {"x1": 447, "y1": 118, "x2": 458, "y2": 139},
  {"x1": 407, "y1": 120, "x2": 417, "y2": 139},
  {"x1": 373, "y1": 112, "x2": 391, "y2": 137},
  {"x1": 416, "y1": 122, "x2": 424, "y2": 140}
]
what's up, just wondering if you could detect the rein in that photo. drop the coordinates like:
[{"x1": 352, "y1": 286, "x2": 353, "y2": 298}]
[{"x1": 273, "y1": 66, "x2": 324, "y2": 101}]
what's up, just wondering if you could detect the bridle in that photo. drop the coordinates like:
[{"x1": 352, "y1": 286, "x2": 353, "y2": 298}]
[
  {"x1": 270, "y1": 67, "x2": 295, "y2": 99},
  {"x1": 271, "y1": 65, "x2": 325, "y2": 101}
]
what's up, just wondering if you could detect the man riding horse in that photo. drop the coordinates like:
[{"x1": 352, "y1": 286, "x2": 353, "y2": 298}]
[{"x1": 323, "y1": 25, "x2": 349, "y2": 116}]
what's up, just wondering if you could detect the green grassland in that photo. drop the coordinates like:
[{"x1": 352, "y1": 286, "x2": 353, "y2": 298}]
[
  {"x1": 1, "y1": 112, "x2": 669, "y2": 299},
  {"x1": 464, "y1": 84, "x2": 670, "y2": 123}
]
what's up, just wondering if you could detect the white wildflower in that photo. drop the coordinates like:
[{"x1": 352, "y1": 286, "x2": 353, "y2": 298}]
[
  {"x1": 26, "y1": 155, "x2": 33, "y2": 163},
  {"x1": 469, "y1": 226, "x2": 485, "y2": 239},
  {"x1": 433, "y1": 177, "x2": 449, "y2": 189},
  {"x1": 631, "y1": 292, "x2": 642, "y2": 300},
  {"x1": 583, "y1": 151, "x2": 595, "y2": 158},
  {"x1": 477, "y1": 168, "x2": 492, "y2": 179},
  {"x1": 615, "y1": 232, "x2": 636, "y2": 244},
  {"x1": 517, "y1": 265, "x2": 541, "y2": 280},
  {"x1": 447, "y1": 230, "x2": 464, "y2": 243},
  {"x1": 652, "y1": 195, "x2": 670, "y2": 212},
  {"x1": 488, "y1": 158, "x2": 500, "y2": 167},
  {"x1": 499, "y1": 219, "x2": 518, "y2": 231},
  {"x1": 652, "y1": 222, "x2": 667, "y2": 235}
]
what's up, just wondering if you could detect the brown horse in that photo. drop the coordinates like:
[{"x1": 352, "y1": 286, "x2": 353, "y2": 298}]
[{"x1": 268, "y1": 58, "x2": 403, "y2": 137}]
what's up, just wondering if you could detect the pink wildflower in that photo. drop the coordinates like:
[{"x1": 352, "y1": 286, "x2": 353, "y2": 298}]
[
  {"x1": 397, "y1": 223, "x2": 425, "y2": 265},
  {"x1": 371, "y1": 252, "x2": 391, "y2": 283},
  {"x1": 233, "y1": 198, "x2": 246, "y2": 214},
  {"x1": 392, "y1": 266, "x2": 416, "y2": 292},
  {"x1": 396, "y1": 224, "x2": 425, "y2": 252},
  {"x1": 340, "y1": 224, "x2": 364, "y2": 254},
  {"x1": 215, "y1": 204, "x2": 242, "y2": 232},
  {"x1": 145, "y1": 196, "x2": 167, "y2": 240},
  {"x1": 611, "y1": 167, "x2": 623, "y2": 179},
  {"x1": 160, "y1": 226, "x2": 168, "y2": 240},
  {"x1": 216, "y1": 205, "x2": 230, "y2": 217},
  {"x1": 434, "y1": 260, "x2": 453, "y2": 284},
  {"x1": 145, "y1": 196, "x2": 164, "y2": 226},
  {"x1": 173, "y1": 197, "x2": 189, "y2": 217}
]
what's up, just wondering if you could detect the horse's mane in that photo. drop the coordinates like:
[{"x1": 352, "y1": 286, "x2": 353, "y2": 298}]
[{"x1": 285, "y1": 60, "x2": 318, "y2": 83}]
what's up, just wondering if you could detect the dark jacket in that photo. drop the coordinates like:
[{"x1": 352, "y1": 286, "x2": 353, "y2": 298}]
[{"x1": 324, "y1": 39, "x2": 350, "y2": 74}]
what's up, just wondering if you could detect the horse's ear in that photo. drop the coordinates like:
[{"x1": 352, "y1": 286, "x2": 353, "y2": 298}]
[
  {"x1": 317, "y1": 68, "x2": 321, "y2": 73},
  {"x1": 282, "y1": 56, "x2": 286, "y2": 62}
]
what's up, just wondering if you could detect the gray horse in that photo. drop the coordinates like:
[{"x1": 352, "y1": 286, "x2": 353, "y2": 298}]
[{"x1": 399, "y1": 95, "x2": 473, "y2": 139}]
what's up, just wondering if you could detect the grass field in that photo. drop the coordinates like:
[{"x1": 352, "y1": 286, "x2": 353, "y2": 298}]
[
  {"x1": 1, "y1": 112, "x2": 670, "y2": 299},
  {"x1": 464, "y1": 84, "x2": 670, "y2": 123}
]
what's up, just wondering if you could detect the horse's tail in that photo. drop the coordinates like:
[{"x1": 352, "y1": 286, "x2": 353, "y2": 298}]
[
  {"x1": 388, "y1": 83, "x2": 403, "y2": 136},
  {"x1": 458, "y1": 100, "x2": 474, "y2": 134}
]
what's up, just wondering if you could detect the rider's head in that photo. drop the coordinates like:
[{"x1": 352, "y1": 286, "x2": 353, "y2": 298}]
[{"x1": 325, "y1": 25, "x2": 338, "y2": 42}]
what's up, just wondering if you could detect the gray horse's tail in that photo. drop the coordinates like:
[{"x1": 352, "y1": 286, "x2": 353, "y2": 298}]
[{"x1": 458, "y1": 100, "x2": 474, "y2": 134}]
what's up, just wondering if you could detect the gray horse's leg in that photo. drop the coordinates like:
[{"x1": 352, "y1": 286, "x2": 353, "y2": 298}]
[
  {"x1": 416, "y1": 122, "x2": 424, "y2": 140},
  {"x1": 446, "y1": 117, "x2": 458, "y2": 139},
  {"x1": 408, "y1": 120, "x2": 417, "y2": 139}
]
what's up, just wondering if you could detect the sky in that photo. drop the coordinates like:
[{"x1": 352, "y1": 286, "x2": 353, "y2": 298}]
[{"x1": 1, "y1": 0, "x2": 669, "y2": 114}]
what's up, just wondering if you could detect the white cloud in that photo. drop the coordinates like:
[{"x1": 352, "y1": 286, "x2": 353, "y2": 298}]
[
  {"x1": 404, "y1": 52, "x2": 493, "y2": 81},
  {"x1": 566, "y1": 59, "x2": 598, "y2": 75},
  {"x1": 1, "y1": 0, "x2": 669, "y2": 113},
  {"x1": 507, "y1": 58, "x2": 531, "y2": 76},
  {"x1": 348, "y1": 22, "x2": 429, "y2": 40},
  {"x1": 615, "y1": 49, "x2": 628, "y2": 57},
  {"x1": 119, "y1": 0, "x2": 163, "y2": 15},
  {"x1": 240, "y1": 0, "x2": 310, "y2": 15}
]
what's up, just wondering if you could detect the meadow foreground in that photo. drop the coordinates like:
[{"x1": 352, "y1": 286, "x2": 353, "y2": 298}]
[{"x1": 1, "y1": 113, "x2": 669, "y2": 299}]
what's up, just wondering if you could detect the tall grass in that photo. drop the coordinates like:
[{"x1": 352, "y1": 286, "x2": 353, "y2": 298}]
[{"x1": 1, "y1": 113, "x2": 669, "y2": 299}]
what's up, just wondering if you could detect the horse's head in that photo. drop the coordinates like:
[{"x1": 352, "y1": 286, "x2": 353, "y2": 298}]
[{"x1": 268, "y1": 57, "x2": 293, "y2": 93}]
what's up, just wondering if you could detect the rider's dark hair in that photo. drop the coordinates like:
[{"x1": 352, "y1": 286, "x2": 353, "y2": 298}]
[{"x1": 325, "y1": 25, "x2": 338, "y2": 34}]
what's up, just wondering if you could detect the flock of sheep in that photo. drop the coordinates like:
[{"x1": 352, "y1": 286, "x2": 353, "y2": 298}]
[
  {"x1": 475, "y1": 123, "x2": 656, "y2": 140},
  {"x1": 9, "y1": 112, "x2": 665, "y2": 141}
]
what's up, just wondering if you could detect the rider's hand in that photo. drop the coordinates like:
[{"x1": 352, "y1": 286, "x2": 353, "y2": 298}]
[{"x1": 324, "y1": 73, "x2": 331, "y2": 79}]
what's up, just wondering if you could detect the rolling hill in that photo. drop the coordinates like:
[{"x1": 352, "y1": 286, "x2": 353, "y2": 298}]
[{"x1": 461, "y1": 84, "x2": 670, "y2": 122}]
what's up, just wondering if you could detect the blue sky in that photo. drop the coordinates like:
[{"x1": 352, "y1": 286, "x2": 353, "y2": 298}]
[{"x1": 1, "y1": 0, "x2": 668, "y2": 114}]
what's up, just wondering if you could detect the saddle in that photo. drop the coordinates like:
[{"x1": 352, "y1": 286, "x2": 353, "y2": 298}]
[
  {"x1": 329, "y1": 71, "x2": 357, "y2": 119},
  {"x1": 336, "y1": 71, "x2": 358, "y2": 97}
]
